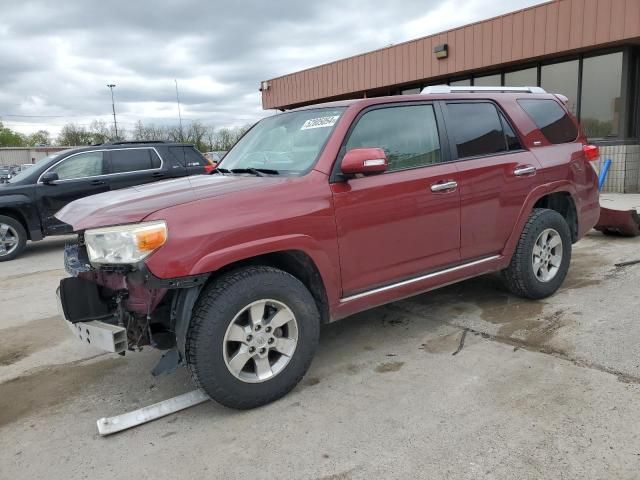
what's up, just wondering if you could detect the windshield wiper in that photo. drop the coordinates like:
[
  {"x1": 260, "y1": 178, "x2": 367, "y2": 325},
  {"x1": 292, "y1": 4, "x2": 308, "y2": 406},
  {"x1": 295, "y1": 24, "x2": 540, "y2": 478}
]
[
  {"x1": 230, "y1": 168, "x2": 280, "y2": 176},
  {"x1": 211, "y1": 167, "x2": 231, "y2": 174}
]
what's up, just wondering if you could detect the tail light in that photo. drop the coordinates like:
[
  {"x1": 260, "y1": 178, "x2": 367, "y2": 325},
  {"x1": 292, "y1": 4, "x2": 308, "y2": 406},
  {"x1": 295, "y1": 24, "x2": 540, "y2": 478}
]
[
  {"x1": 203, "y1": 164, "x2": 215, "y2": 173},
  {"x1": 583, "y1": 144, "x2": 599, "y2": 162}
]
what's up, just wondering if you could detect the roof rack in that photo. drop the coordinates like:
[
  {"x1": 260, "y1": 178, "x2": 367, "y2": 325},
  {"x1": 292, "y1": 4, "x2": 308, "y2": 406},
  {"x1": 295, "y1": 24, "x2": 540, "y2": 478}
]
[
  {"x1": 105, "y1": 140, "x2": 169, "y2": 145},
  {"x1": 421, "y1": 85, "x2": 547, "y2": 94}
]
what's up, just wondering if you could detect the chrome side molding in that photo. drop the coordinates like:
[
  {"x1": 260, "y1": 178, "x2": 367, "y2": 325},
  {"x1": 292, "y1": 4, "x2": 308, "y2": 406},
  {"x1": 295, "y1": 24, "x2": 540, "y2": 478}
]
[{"x1": 340, "y1": 255, "x2": 501, "y2": 302}]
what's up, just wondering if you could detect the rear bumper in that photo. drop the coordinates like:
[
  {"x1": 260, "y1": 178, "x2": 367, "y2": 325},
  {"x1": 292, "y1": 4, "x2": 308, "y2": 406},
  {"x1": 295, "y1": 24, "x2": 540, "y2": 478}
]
[{"x1": 56, "y1": 287, "x2": 127, "y2": 353}]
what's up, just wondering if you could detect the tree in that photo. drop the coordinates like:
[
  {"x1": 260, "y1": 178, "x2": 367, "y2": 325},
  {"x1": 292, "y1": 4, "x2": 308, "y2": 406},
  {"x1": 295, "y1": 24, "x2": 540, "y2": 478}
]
[
  {"x1": 185, "y1": 121, "x2": 208, "y2": 151},
  {"x1": 26, "y1": 130, "x2": 51, "y2": 146},
  {"x1": 0, "y1": 121, "x2": 27, "y2": 147},
  {"x1": 211, "y1": 125, "x2": 250, "y2": 151},
  {"x1": 56, "y1": 123, "x2": 94, "y2": 146},
  {"x1": 89, "y1": 120, "x2": 110, "y2": 144}
]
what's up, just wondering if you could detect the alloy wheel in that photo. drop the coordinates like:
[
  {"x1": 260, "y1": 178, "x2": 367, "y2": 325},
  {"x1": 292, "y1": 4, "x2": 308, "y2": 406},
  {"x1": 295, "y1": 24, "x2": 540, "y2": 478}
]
[
  {"x1": 223, "y1": 299, "x2": 299, "y2": 383},
  {"x1": 0, "y1": 223, "x2": 19, "y2": 257},
  {"x1": 532, "y1": 228, "x2": 563, "y2": 282}
]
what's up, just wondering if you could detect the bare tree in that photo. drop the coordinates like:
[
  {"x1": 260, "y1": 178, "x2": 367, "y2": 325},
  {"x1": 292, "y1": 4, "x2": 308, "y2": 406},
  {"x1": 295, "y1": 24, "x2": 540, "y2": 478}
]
[{"x1": 89, "y1": 119, "x2": 110, "y2": 144}]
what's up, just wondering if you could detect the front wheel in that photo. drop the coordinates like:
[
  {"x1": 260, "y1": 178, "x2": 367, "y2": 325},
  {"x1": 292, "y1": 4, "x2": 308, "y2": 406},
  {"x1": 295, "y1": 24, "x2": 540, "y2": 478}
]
[
  {"x1": 502, "y1": 208, "x2": 572, "y2": 299},
  {"x1": 185, "y1": 266, "x2": 320, "y2": 409},
  {"x1": 0, "y1": 215, "x2": 27, "y2": 262}
]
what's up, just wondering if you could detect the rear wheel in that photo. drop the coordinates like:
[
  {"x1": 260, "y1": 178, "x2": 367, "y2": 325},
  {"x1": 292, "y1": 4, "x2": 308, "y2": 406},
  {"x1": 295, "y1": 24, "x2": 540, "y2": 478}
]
[
  {"x1": 0, "y1": 215, "x2": 27, "y2": 262},
  {"x1": 185, "y1": 266, "x2": 320, "y2": 409},
  {"x1": 502, "y1": 208, "x2": 572, "y2": 299}
]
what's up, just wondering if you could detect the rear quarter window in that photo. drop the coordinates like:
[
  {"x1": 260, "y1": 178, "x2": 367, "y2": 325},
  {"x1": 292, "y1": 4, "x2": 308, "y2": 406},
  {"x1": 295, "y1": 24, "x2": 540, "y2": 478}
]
[
  {"x1": 517, "y1": 99, "x2": 578, "y2": 144},
  {"x1": 168, "y1": 146, "x2": 207, "y2": 167}
]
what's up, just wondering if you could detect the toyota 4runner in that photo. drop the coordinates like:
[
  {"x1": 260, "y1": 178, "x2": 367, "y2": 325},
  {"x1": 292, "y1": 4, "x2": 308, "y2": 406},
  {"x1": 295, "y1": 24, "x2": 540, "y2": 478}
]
[{"x1": 55, "y1": 86, "x2": 600, "y2": 409}]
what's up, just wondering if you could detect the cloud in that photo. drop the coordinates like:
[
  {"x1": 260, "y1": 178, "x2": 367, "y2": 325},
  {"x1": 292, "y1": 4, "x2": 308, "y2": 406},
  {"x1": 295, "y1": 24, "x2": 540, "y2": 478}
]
[{"x1": 0, "y1": 0, "x2": 543, "y2": 137}]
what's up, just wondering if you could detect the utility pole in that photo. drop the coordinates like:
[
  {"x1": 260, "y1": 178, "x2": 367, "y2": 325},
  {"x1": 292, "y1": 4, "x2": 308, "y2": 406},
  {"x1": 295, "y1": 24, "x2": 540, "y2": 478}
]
[
  {"x1": 175, "y1": 79, "x2": 184, "y2": 141},
  {"x1": 107, "y1": 84, "x2": 118, "y2": 138}
]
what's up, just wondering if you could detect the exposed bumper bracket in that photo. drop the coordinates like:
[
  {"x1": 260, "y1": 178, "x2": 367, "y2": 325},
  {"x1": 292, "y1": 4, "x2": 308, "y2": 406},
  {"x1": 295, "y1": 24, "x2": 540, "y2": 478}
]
[{"x1": 66, "y1": 320, "x2": 127, "y2": 354}]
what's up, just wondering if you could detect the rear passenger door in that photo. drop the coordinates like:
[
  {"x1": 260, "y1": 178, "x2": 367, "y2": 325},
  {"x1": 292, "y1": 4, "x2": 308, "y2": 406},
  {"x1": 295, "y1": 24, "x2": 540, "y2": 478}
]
[
  {"x1": 106, "y1": 147, "x2": 166, "y2": 190},
  {"x1": 331, "y1": 103, "x2": 460, "y2": 296},
  {"x1": 442, "y1": 101, "x2": 541, "y2": 260}
]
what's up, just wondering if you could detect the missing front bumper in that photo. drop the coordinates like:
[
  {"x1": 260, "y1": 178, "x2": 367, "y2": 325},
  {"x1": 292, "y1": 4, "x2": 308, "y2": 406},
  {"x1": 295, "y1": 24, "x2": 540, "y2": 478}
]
[{"x1": 56, "y1": 287, "x2": 127, "y2": 354}]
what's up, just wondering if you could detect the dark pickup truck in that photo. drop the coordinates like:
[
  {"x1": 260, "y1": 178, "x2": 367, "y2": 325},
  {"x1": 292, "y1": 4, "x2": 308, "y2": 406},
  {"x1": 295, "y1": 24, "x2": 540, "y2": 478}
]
[{"x1": 0, "y1": 141, "x2": 213, "y2": 261}]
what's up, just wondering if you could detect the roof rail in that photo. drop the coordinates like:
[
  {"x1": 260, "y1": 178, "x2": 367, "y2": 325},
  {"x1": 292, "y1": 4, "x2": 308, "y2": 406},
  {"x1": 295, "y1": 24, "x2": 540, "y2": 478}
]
[
  {"x1": 105, "y1": 140, "x2": 169, "y2": 145},
  {"x1": 421, "y1": 85, "x2": 547, "y2": 94}
]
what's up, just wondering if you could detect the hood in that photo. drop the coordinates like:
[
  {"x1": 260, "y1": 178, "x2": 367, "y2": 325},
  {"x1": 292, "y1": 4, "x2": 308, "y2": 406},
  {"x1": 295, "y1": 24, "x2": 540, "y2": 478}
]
[{"x1": 56, "y1": 174, "x2": 286, "y2": 231}]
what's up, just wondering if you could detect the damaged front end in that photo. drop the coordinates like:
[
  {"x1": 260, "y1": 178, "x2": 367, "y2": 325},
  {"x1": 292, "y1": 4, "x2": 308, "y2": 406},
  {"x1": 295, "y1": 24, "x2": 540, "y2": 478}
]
[{"x1": 58, "y1": 238, "x2": 207, "y2": 370}]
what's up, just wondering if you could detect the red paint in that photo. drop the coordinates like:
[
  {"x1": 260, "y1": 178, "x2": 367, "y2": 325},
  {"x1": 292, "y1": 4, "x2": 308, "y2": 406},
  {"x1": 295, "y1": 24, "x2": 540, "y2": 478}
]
[
  {"x1": 57, "y1": 92, "x2": 600, "y2": 322},
  {"x1": 340, "y1": 148, "x2": 388, "y2": 174}
]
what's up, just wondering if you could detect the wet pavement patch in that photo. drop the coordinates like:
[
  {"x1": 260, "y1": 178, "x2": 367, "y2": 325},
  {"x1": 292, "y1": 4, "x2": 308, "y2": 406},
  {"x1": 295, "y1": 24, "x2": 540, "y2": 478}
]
[
  {"x1": 375, "y1": 361, "x2": 404, "y2": 373},
  {"x1": 419, "y1": 332, "x2": 464, "y2": 354},
  {"x1": 0, "y1": 358, "x2": 123, "y2": 428},
  {"x1": 0, "y1": 316, "x2": 69, "y2": 366}
]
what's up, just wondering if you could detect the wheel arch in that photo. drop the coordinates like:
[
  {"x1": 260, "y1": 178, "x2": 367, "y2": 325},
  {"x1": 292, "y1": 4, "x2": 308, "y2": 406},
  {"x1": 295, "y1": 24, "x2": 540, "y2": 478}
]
[
  {"x1": 172, "y1": 248, "x2": 334, "y2": 360},
  {"x1": 0, "y1": 207, "x2": 31, "y2": 240},
  {"x1": 532, "y1": 191, "x2": 578, "y2": 242},
  {"x1": 502, "y1": 185, "x2": 579, "y2": 261},
  {"x1": 204, "y1": 249, "x2": 330, "y2": 324}
]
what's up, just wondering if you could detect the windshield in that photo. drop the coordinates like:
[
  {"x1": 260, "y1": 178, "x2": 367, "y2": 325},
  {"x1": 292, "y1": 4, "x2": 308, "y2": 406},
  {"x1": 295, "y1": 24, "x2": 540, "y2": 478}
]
[
  {"x1": 8, "y1": 149, "x2": 73, "y2": 183},
  {"x1": 219, "y1": 107, "x2": 345, "y2": 174}
]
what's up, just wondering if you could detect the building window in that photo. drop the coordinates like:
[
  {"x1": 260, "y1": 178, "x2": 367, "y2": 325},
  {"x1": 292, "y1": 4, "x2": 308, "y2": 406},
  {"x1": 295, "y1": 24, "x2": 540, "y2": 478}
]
[
  {"x1": 345, "y1": 105, "x2": 442, "y2": 171},
  {"x1": 473, "y1": 74, "x2": 501, "y2": 87},
  {"x1": 449, "y1": 78, "x2": 471, "y2": 86},
  {"x1": 540, "y1": 60, "x2": 579, "y2": 116},
  {"x1": 504, "y1": 67, "x2": 537, "y2": 87},
  {"x1": 580, "y1": 52, "x2": 624, "y2": 139}
]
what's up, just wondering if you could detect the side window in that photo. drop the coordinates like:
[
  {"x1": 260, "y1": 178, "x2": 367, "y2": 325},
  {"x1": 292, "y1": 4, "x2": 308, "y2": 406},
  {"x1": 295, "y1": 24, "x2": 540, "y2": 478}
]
[
  {"x1": 345, "y1": 105, "x2": 441, "y2": 171},
  {"x1": 517, "y1": 99, "x2": 578, "y2": 144},
  {"x1": 500, "y1": 113, "x2": 522, "y2": 151},
  {"x1": 168, "y1": 146, "x2": 207, "y2": 167},
  {"x1": 49, "y1": 151, "x2": 105, "y2": 180},
  {"x1": 110, "y1": 149, "x2": 158, "y2": 174},
  {"x1": 446, "y1": 103, "x2": 507, "y2": 158}
]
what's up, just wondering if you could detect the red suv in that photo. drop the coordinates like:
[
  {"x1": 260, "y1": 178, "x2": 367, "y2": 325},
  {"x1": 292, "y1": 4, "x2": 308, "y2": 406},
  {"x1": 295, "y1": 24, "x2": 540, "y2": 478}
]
[{"x1": 56, "y1": 87, "x2": 600, "y2": 409}]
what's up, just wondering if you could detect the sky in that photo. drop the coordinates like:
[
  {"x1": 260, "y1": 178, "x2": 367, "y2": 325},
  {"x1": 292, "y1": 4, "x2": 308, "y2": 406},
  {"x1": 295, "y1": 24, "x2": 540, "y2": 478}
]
[{"x1": 0, "y1": 0, "x2": 544, "y2": 138}]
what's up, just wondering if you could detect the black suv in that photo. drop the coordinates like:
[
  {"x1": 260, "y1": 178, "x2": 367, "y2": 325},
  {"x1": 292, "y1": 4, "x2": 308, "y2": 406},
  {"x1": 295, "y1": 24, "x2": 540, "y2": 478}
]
[{"x1": 0, "y1": 141, "x2": 213, "y2": 261}]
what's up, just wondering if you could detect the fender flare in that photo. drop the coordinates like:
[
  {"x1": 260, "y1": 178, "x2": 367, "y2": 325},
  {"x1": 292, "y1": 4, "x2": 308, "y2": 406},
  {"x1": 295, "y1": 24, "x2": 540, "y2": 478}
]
[{"x1": 501, "y1": 182, "x2": 578, "y2": 260}]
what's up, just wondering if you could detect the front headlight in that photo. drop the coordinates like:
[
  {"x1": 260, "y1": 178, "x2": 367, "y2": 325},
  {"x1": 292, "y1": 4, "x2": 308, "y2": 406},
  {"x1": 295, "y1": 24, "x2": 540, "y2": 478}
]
[{"x1": 84, "y1": 221, "x2": 168, "y2": 265}]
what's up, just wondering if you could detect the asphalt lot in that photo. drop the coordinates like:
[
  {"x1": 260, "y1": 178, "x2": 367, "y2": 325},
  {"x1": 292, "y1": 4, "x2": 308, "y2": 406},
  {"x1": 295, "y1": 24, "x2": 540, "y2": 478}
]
[{"x1": 1, "y1": 231, "x2": 640, "y2": 480}]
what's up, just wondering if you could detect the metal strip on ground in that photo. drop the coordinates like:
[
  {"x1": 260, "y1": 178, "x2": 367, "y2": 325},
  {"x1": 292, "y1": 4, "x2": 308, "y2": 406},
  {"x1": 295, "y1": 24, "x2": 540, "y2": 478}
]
[{"x1": 96, "y1": 390, "x2": 210, "y2": 436}]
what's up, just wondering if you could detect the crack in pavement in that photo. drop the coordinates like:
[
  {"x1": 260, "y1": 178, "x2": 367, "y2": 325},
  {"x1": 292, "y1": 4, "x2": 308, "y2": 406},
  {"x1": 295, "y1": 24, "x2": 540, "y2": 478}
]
[{"x1": 387, "y1": 303, "x2": 640, "y2": 385}]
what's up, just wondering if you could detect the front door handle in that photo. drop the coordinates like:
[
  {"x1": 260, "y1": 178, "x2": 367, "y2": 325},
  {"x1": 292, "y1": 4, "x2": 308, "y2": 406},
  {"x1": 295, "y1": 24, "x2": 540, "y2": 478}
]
[
  {"x1": 513, "y1": 166, "x2": 536, "y2": 176},
  {"x1": 90, "y1": 179, "x2": 106, "y2": 186},
  {"x1": 430, "y1": 181, "x2": 458, "y2": 192},
  {"x1": 152, "y1": 172, "x2": 166, "y2": 178}
]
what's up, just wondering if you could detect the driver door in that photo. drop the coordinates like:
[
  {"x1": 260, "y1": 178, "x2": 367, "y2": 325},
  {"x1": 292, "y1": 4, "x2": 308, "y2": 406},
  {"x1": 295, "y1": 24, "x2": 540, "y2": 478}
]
[
  {"x1": 36, "y1": 150, "x2": 110, "y2": 235},
  {"x1": 331, "y1": 103, "x2": 461, "y2": 296}
]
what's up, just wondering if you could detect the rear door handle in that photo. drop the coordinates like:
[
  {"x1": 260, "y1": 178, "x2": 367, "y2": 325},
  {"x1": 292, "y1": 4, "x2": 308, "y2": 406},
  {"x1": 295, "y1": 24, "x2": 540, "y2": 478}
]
[
  {"x1": 513, "y1": 166, "x2": 536, "y2": 176},
  {"x1": 90, "y1": 179, "x2": 106, "y2": 186},
  {"x1": 152, "y1": 172, "x2": 166, "y2": 178},
  {"x1": 430, "y1": 181, "x2": 458, "y2": 192}
]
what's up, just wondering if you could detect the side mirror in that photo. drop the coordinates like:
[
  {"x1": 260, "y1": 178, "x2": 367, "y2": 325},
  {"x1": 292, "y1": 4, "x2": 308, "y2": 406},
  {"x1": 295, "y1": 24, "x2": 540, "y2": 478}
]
[
  {"x1": 41, "y1": 171, "x2": 59, "y2": 184},
  {"x1": 341, "y1": 148, "x2": 388, "y2": 176}
]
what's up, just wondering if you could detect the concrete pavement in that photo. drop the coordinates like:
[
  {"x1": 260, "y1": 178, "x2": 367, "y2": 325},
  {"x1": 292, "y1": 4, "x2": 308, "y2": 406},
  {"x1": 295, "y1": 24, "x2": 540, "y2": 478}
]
[{"x1": 1, "y1": 232, "x2": 639, "y2": 479}]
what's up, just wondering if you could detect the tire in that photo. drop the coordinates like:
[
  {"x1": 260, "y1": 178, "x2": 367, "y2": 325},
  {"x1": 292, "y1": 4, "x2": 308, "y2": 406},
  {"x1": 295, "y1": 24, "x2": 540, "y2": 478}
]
[
  {"x1": 185, "y1": 266, "x2": 320, "y2": 409},
  {"x1": 0, "y1": 214, "x2": 27, "y2": 262},
  {"x1": 502, "y1": 208, "x2": 572, "y2": 299}
]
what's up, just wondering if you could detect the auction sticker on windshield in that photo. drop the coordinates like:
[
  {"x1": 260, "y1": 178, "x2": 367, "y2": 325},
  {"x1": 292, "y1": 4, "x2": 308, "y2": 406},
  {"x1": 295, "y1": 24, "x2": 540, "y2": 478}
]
[{"x1": 300, "y1": 115, "x2": 340, "y2": 130}]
